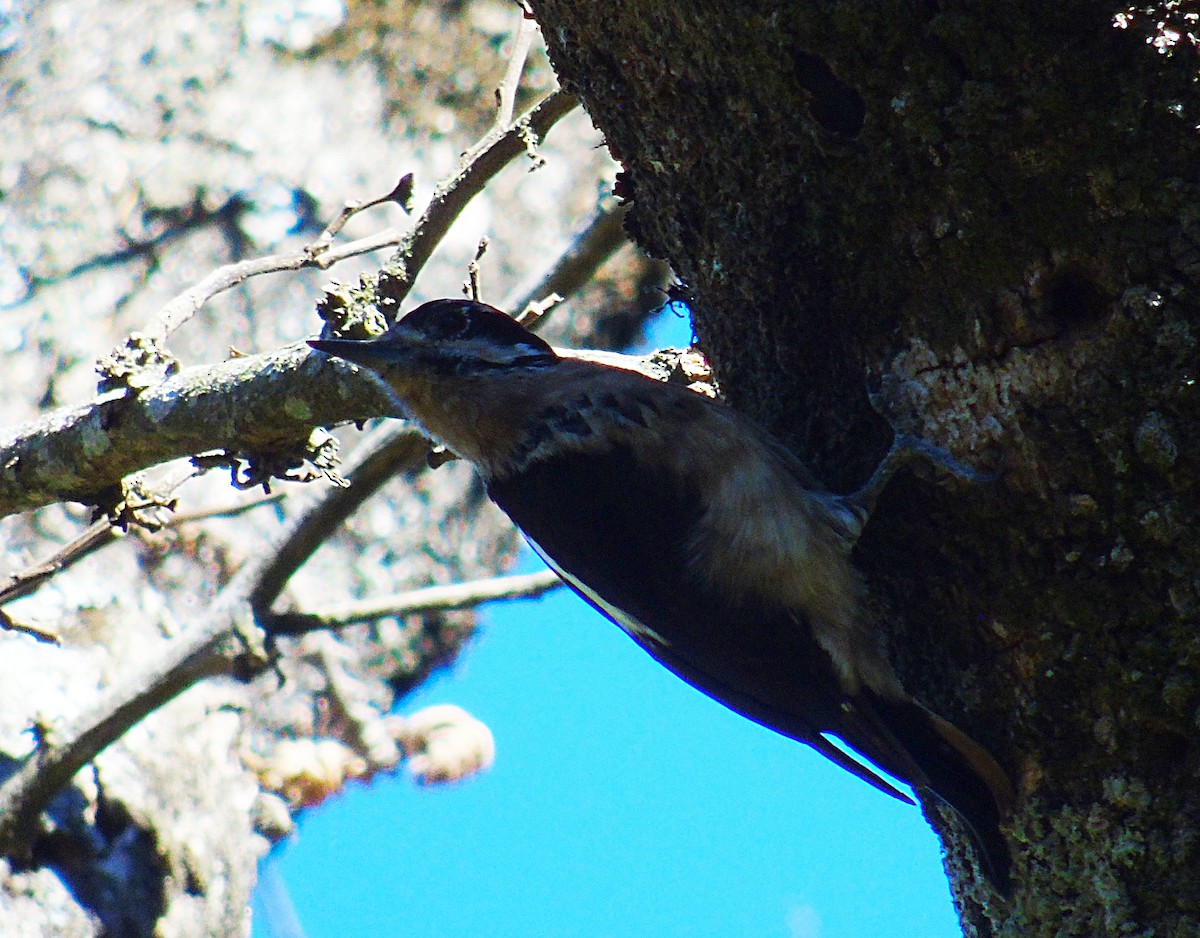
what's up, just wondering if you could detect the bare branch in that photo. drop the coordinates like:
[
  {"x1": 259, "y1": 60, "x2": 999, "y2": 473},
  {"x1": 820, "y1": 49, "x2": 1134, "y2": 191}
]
[
  {"x1": 266, "y1": 569, "x2": 563, "y2": 635},
  {"x1": 311, "y1": 633, "x2": 403, "y2": 767},
  {"x1": 0, "y1": 468, "x2": 196, "y2": 608},
  {"x1": 248, "y1": 422, "x2": 432, "y2": 613},
  {"x1": 0, "y1": 481, "x2": 285, "y2": 609},
  {"x1": 515, "y1": 292, "x2": 564, "y2": 327},
  {"x1": 0, "y1": 90, "x2": 581, "y2": 523},
  {"x1": 170, "y1": 490, "x2": 287, "y2": 525},
  {"x1": 0, "y1": 426, "x2": 436, "y2": 854},
  {"x1": 0, "y1": 520, "x2": 118, "y2": 607},
  {"x1": 0, "y1": 559, "x2": 265, "y2": 860},
  {"x1": 464, "y1": 237, "x2": 489, "y2": 302},
  {"x1": 302, "y1": 172, "x2": 415, "y2": 262},
  {"x1": 506, "y1": 198, "x2": 631, "y2": 315},
  {"x1": 492, "y1": 14, "x2": 539, "y2": 138},
  {"x1": 298, "y1": 173, "x2": 412, "y2": 266},
  {"x1": 135, "y1": 89, "x2": 574, "y2": 346},
  {"x1": 142, "y1": 253, "x2": 309, "y2": 349},
  {"x1": 0, "y1": 345, "x2": 394, "y2": 519},
  {"x1": 0, "y1": 613, "x2": 61, "y2": 645},
  {"x1": 301, "y1": 226, "x2": 408, "y2": 269},
  {"x1": 380, "y1": 89, "x2": 578, "y2": 304},
  {"x1": 0, "y1": 529, "x2": 559, "y2": 859}
]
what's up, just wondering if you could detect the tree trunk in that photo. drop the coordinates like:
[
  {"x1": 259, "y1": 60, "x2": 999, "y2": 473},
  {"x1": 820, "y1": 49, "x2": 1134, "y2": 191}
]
[{"x1": 529, "y1": 1, "x2": 1200, "y2": 933}]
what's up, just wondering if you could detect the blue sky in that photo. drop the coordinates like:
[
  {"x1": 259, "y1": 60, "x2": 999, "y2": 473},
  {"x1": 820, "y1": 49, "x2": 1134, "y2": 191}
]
[{"x1": 252, "y1": 308, "x2": 963, "y2": 938}]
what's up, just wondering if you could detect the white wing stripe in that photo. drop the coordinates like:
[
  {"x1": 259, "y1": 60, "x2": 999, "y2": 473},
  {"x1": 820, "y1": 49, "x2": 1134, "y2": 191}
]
[{"x1": 524, "y1": 536, "x2": 670, "y2": 648}]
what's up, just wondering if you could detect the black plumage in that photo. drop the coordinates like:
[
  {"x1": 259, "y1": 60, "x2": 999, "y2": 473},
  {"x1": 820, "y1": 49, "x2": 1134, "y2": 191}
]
[
  {"x1": 308, "y1": 299, "x2": 1015, "y2": 893},
  {"x1": 487, "y1": 438, "x2": 1012, "y2": 893}
]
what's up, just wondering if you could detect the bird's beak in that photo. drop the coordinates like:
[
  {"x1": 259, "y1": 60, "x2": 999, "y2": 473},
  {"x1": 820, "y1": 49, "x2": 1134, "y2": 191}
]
[
  {"x1": 308, "y1": 335, "x2": 406, "y2": 368},
  {"x1": 308, "y1": 334, "x2": 418, "y2": 420}
]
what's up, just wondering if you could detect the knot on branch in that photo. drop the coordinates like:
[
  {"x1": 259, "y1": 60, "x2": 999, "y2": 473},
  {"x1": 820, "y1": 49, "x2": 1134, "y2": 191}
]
[
  {"x1": 94, "y1": 478, "x2": 180, "y2": 532},
  {"x1": 315, "y1": 276, "x2": 390, "y2": 339},
  {"x1": 192, "y1": 428, "x2": 348, "y2": 494},
  {"x1": 96, "y1": 332, "x2": 181, "y2": 394}
]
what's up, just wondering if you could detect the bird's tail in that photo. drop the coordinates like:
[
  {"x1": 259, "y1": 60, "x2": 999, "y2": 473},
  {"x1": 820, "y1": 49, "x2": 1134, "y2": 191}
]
[{"x1": 851, "y1": 692, "x2": 1015, "y2": 895}]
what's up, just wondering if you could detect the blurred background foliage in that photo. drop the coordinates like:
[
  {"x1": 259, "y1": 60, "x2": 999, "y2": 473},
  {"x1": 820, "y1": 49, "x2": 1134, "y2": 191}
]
[{"x1": 0, "y1": 1, "x2": 666, "y2": 934}]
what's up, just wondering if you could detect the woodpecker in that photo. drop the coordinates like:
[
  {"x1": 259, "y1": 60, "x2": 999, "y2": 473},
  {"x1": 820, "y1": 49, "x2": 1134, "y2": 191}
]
[{"x1": 308, "y1": 298, "x2": 1014, "y2": 892}]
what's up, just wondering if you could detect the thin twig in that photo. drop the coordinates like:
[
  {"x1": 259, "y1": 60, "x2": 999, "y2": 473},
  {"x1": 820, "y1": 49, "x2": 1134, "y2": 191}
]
[
  {"x1": 464, "y1": 237, "x2": 489, "y2": 301},
  {"x1": 170, "y1": 490, "x2": 287, "y2": 525},
  {"x1": 0, "y1": 466, "x2": 197, "y2": 607},
  {"x1": 494, "y1": 14, "x2": 538, "y2": 134},
  {"x1": 134, "y1": 89, "x2": 573, "y2": 345},
  {"x1": 0, "y1": 612, "x2": 61, "y2": 645},
  {"x1": 0, "y1": 89, "x2": 583, "y2": 856},
  {"x1": 266, "y1": 569, "x2": 563, "y2": 635},
  {"x1": 0, "y1": 488, "x2": 289, "y2": 609},
  {"x1": 0, "y1": 530, "x2": 560, "y2": 858},
  {"x1": 381, "y1": 89, "x2": 577, "y2": 303},
  {"x1": 301, "y1": 227, "x2": 406, "y2": 269},
  {"x1": 0, "y1": 93, "x2": 578, "y2": 522},
  {"x1": 505, "y1": 198, "x2": 631, "y2": 316},
  {"x1": 552, "y1": 346, "x2": 673, "y2": 378},
  {"x1": 0, "y1": 521, "x2": 117, "y2": 608},
  {"x1": 139, "y1": 184, "x2": 414, "y2": 346},
  {"x1": 462, "y1": 12, "x2": 539, "y2": 171},
  {"x1": 515, "y1": 293, "x2": 564, "y2": 327},
  {"x1": 248, "y1": 423, "x2": 432, "y2": 614},
  {"x1": 142, "y1": 253, "x2": 328, "y2": 349},
  {"x1": 302, "y1": 173, "x2": 415, "y2": 263}
]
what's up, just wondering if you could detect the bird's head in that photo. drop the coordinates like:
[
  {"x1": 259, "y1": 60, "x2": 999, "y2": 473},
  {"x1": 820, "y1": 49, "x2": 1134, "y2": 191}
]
[
  {"x1": 308, "y1": 299, "x2": 562, "y2": 471},
  {"x1": 308, "y1": 298, "x2": 557, "y2": 378}
]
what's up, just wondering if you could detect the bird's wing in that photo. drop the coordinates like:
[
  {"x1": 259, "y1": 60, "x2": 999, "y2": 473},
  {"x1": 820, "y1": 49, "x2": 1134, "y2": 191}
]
[{"x1": 488, "y1": 442, "x2": 917, "y2": 804}]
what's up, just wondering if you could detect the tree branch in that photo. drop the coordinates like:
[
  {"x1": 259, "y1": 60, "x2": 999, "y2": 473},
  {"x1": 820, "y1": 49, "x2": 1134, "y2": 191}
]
[
  {"x1": 506, "y1": 197, "x2": 631, "y2": 316},
  {"x1": 0, "y1": 90, "x2": 579, "y2": 522},
  {"x1": 0, "y1": 544, "x2": 560, "y2": 859},
  {"x1": 134, "y1": 75, "x2": 569, "y2": 347},
  {"x1": 0, "y1": 345, "x2": 389, "y2": 519},
  {"x1": 267, "y1": 569, "x2": 563, "y2": 634},
  {"x1": 0, "y1": 480, "x2": 288, "y2": 611},
  {"x1": 380, "y1": 89, "x2": 578, "y2": 298},
  {"x1": 0, "y1": 86, "x2": 588, "y2": 861},
  {"x1": 0, "y1": 559, "x2": 263, "y2": 860},
  {"x1": 491, "y1": 13, "x2": 538, "y2": 135},
  {"x1": 247, "y1": 422, "x2": 432, "y2": 613}
]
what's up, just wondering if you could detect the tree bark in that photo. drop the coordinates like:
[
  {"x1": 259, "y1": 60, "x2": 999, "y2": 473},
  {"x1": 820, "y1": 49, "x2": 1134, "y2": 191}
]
[{"x1": 529, "y1": 1, "x2": 1200, "y2": 934}]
